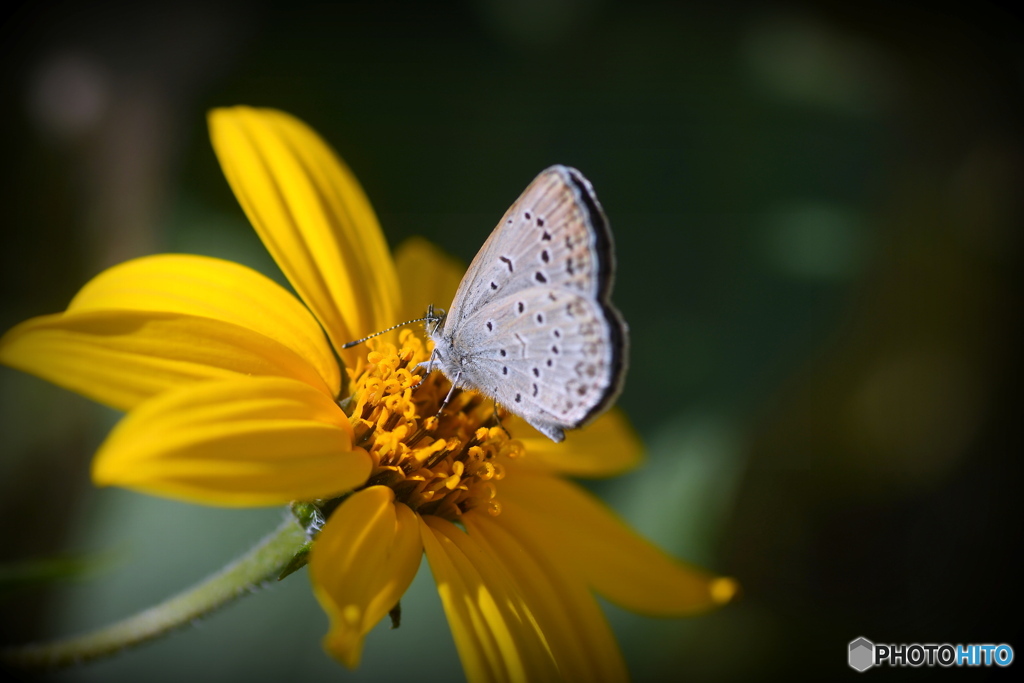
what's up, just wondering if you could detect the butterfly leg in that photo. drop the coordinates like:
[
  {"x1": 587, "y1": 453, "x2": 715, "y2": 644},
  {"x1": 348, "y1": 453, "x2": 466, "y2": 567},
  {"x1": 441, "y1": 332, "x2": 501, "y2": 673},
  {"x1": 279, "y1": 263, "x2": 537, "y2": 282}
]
[
  {"x1": 489, "y1": 401, "x2": 511, "y2": 438},
  {"x1": 435, "y1": 370, "x2": 462, "y2": 418},
  {"x1": 413, "y1": 347, "x2": 439, "y2": 379}
]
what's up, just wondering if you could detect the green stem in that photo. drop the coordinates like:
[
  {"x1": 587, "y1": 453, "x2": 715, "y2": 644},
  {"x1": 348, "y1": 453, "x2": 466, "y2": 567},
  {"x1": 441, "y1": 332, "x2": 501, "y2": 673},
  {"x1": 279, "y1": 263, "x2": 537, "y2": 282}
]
[{"x1": 1, "y1": 518, "x2": 308, "y2": 670}]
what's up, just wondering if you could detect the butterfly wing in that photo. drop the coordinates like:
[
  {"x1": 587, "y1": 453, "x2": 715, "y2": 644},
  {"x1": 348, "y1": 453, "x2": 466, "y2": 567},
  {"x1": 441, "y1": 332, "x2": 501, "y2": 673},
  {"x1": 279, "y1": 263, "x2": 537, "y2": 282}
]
[
  {"x1": 452, "y1": 286, "x2": 626, "y2": 441},
  {"x1": 432, "y1": 165, "x2": 628, "y2": 442},
  {"x1": 443, "y1": 165, "x2": 615, "y2": 325}
]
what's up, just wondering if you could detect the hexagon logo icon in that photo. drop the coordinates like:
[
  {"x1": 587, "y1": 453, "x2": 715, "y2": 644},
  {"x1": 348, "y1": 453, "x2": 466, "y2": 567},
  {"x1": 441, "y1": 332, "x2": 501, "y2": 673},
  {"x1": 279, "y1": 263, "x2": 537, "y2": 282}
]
[{"x1": 849, "y1": 637, "x2": 875, "y2": 672}]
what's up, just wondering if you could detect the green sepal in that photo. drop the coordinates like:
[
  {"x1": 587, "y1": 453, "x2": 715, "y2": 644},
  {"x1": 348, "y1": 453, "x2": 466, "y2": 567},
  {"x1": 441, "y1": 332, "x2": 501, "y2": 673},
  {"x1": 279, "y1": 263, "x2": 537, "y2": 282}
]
[
  {"x1": 289, "y1": 501, "x2": 323, "y2": 534},
  {"x1": 276, "y1": 543, "x2": 312, "y2": 581}
]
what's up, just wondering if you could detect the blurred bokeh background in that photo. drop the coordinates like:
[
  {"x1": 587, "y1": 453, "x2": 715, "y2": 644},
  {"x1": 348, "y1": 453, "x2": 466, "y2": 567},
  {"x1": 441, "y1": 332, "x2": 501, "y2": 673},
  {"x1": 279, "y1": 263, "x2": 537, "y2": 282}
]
[{"x1": 2, "y1": 1, "x2": 1021, "y2": 681}]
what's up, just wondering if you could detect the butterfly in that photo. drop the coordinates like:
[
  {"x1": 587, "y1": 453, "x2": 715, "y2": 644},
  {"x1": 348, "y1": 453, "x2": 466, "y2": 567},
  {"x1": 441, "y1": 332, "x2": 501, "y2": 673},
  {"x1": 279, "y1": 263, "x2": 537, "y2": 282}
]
[{"x1": 421, "y1": 165, "x2": 628, "y2": 442}]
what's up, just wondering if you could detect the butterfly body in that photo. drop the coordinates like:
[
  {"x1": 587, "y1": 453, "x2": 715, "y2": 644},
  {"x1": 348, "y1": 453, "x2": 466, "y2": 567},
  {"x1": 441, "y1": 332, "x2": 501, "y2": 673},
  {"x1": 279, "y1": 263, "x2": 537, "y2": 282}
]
[{"x1": 423, "y1": 165, "x2": 627, "y2": 442}]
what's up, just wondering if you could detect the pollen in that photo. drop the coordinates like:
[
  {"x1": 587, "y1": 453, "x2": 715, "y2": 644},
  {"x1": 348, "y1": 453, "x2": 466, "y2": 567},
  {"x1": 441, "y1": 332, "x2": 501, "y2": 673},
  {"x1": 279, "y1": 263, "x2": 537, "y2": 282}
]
[{"x1": 340, "y1": 330, "x2": 520, "y2": 520}]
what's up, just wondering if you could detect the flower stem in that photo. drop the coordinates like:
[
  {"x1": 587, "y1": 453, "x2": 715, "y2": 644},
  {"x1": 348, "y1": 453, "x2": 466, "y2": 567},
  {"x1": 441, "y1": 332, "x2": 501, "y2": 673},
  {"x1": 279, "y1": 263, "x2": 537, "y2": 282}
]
[{"x1": 1, "y1": 517, "x2": 307, "y2": 670}]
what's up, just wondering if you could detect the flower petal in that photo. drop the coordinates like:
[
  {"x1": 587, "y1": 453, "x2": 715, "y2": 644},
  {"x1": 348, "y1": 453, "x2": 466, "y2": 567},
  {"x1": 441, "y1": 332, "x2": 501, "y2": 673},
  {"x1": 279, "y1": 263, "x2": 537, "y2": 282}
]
[
  {"x1": 209, "y1": 106, "x2": 400, "y2": 366},
  {"x1": 92, "y1": 377, "x2": 368, "y2": 505},
  {"x1": 394, "y1": 237, "x2": 465, "y2": 325},
  {"x1": 0, "y1": 310, "x2": 334, "y2": 412},
  {"x1": 68, "y1": 253, "x2": 340, "y2": 395},
  {"x1": 499, "y1": 470, "x2": 737, "y2": 615},
  {"x1": 421, "y1": 516, "x2": 559, "y2": 683},
  {"x1": 310, "y1": 487, "x2": 422, "y2": 669},
  {"x1": 508, "y1": 408, "x2": 643, "y2": 477},
  {"x1": 464, "y1": 512, "x2": 627, "y2": 683}
]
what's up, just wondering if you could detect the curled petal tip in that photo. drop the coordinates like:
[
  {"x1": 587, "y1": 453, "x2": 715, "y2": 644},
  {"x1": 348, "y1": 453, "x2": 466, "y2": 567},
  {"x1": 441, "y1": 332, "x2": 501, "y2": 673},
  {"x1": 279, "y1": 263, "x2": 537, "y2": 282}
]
[{"x1": 323, "y1": 628, "x2": 363, "y2": 670}]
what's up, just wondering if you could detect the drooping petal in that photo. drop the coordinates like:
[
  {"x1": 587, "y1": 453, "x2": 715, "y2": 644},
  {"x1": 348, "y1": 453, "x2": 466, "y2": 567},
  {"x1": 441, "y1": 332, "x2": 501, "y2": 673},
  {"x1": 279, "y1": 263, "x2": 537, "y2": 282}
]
[
  {"x1": 499, "y1": 469, "x2": 737, "y2": 615},
  {"x1": 464, "y1": 512, "x2": 628, "y2": 683},
  {"x1": 92, "y1": 377, "x2": 368, "y2": 505},
  {"x1": 209, "y1": 106, "x2": 400, "y2": 366},
  {"x1": 394, "y1": 237, "x2": 464, "y2": 325},
  {"x1": 68, "y1": 253, "x2": 341, "y2": 395},
  {"x1": 420, "y1": 516, "x2": 559, "y2": 683},
  {"x1": 507, "y1": 409, "x2": 643, "y2": 478},
  {"x1": 0, "y1": 310, "x2": 333, "y2": 412},
  {"x1": 310, "y1": 487, "x2": 422, "y2": 669}
]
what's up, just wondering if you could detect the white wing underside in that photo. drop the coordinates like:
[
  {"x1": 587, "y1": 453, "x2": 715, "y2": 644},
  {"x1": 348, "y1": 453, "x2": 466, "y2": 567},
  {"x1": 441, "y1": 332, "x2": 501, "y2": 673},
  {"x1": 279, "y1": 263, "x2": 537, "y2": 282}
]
[{"x1": 428, "y1": 165, "x2": 627, "y2": 442}]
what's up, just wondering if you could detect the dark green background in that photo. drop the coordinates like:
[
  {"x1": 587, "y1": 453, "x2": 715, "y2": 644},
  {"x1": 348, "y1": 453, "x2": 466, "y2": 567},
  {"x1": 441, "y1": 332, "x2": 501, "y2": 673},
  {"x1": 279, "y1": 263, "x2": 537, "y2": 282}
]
[{"x1": 2, "y1": 1, "x2": 1021, "y2": 681}]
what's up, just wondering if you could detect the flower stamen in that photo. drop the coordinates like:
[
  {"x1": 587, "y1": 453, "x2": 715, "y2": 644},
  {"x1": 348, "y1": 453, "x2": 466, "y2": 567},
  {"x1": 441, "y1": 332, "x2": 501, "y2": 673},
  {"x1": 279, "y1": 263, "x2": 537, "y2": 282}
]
[{"x1": 332, "y1": 330, "x2": 515, "y2": 520}]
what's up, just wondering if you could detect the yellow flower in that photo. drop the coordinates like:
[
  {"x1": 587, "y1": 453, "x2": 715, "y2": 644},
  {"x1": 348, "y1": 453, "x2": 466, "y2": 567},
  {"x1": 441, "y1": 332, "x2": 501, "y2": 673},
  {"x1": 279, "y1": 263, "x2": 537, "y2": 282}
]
[{"x1": 0, "y1": 107, "x2": 735, "y2": 681}]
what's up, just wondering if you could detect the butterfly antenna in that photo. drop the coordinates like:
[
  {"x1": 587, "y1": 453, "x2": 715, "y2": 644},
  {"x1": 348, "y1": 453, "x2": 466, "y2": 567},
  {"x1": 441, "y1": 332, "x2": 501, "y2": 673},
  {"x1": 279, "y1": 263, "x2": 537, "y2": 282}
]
[
  {"x1": 344, "y1": 315, "x2": 432, "y2": 350},
  {"x1": 341, "y1": 307, "x2": 444, "y2": 349}
]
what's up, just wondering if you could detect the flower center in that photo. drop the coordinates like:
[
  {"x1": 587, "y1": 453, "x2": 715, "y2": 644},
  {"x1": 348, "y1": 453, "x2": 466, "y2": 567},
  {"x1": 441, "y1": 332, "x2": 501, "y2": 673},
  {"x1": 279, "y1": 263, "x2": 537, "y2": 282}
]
[{"x1": 338, "y1": 330, "x2": 522, "y2": 520}]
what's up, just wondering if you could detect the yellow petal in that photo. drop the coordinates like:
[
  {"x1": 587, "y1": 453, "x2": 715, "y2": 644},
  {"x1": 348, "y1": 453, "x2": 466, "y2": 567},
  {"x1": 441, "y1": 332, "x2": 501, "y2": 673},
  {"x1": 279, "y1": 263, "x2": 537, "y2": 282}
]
[
  {"x1": 394, "y1": 237, "x2": 465, "y2": 325},
  {"x1": 209, "y1": 107, "x2": 399, "y2": 367},
  {"x1": 464, "y1": 512, "x2": 628, "y2": 683},
  {"x1": 68, "y1": 253, "x2": 340, "y2": 395},
  {"x1": 310, "y1": 487, "x2": 422, "y2": 669},
  {"x1": 92, "y1": 377, "x2": 368, "y2": 505},
  {"x1": 0, "y1": 310, "x2": 333, "y2": 412},
  {"x1": 499, "y1": 470, "x2": 736, "y2": 615},
  {"x1": 421, "y1": 516, "x2": 558, "y2": 683},
  {"x1": 508, "y1": 408, "x2": 643, "y2": 477}
]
